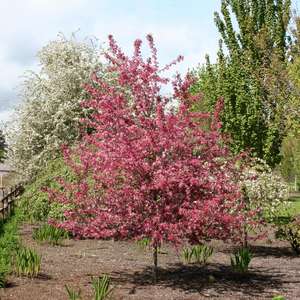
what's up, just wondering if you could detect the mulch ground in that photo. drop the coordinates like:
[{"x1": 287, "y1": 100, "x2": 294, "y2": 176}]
[{"x1": 0, "y1": 224, "x2": 300, "y2": 300}]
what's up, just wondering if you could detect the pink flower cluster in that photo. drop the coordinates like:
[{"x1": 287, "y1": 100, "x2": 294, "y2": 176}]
[{"x1": 47, "y1": 35, "x2": 255, "y2": 247}]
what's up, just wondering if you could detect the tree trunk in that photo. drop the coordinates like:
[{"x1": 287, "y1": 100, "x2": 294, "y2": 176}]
[{"x1": 153, "y1": 245, "x2": 158, "y2": 284}]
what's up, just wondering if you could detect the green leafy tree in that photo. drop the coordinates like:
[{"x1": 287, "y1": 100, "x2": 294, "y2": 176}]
[
  {"x1": 278, "y1": 12, "x2": 300, "y2": 189},
  {"x1": 280, "y1": 135, "x2": 300, "y2": 190},
  {"x1": 192, "y1": 0, "x2": 292, "y2": 167}
]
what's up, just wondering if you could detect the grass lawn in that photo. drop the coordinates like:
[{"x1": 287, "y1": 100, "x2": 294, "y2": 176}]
[{"x1": 285, "y1": 194, "x2": 300, "y2": 216}]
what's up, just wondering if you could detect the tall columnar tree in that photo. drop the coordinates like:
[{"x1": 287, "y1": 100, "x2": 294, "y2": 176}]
[
  {"x1": 192, "y1": 0, "x2": 292, "y2": 167},
  {"x1": 286, "y1": 13, "x2": 300, "y2": 134},
  {"x1": 7, "y1": 34, "x2": 103, "y2": 179},
  {"x1": 46, "y1": 35, "x2": 259, "y2": 282},
  {"x1": 279, "y1": 13, "x2": 300, "y2": 190}
]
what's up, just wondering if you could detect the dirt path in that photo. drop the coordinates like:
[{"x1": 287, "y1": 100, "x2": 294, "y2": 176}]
[{"x1": 0, "y1": 224, "x2": 300, "y2": 300}]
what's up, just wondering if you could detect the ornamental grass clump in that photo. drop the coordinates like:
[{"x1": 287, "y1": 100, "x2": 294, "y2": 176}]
[
  {"x1": 182, "y1": 244, "x2": 213, "y2": 265},
  {"x1": 65, "y1": 285, "x2": 82, "y2": 300},
  {"x1": 32, "y1": 223, "x2": 69, "y2": 245},
  {"x1": 230, "y1": 247, "x2": 252, "y2": 273},
  {"x1": 92, "y1": 275, "x2": 113, "y2": 300},
  {"x1": 182, "y1": 247, "x2": 194, "y2": 264},
  {"x1": 192, "y1": 244, "x2": 214, "y2": 265},
  {"x1": 15, "y1": 247, "x2": 41, "y2": 278},
  {"x1": 46, "y1": 35, "x2": 260, "y2": 282}
]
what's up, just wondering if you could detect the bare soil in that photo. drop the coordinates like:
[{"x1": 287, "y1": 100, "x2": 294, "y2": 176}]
[{"x1": 0, "y1": 224, "x2": 300, "y2": 300}]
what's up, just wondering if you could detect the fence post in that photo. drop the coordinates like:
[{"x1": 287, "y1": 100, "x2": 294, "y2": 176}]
[
  {"x1": 3, "y1": 189, "x2": 7, "y2": 219},
  {"x1": 0, "y1": 185, "x2": 23, "y2": 221}
]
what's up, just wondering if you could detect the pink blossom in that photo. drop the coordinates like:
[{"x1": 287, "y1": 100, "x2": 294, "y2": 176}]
[{"x1": 46, "y1": 35, "x2": 259, "y2": 248}]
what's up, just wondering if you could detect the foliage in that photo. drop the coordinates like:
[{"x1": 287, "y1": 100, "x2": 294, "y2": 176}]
[
  {"x1": 46, "y1": 35, "x2": 259, "y2": 274},
  {"x1": 0, "y1": 265, "x2": 7, "y2": 288},
  {"x1": 286, "y1": 13, "x2": 300, "y2": 134},
  {"x1": 182, "y1": 244, "x2": 213, "y2": 265},
  {"x1": 241, "y1": 158, "x2": 289, "y2": 221},
  {"x1": 191, "y1": 244, "x2": 214, "y2": 265},
  {"x1": 279, "y1": 135, "x2": 300, "y2": 191},
  {"x1": 272, "y1": 296, "x2": 286, "y2": 300},
  {"x1": 230, "y1": 247, "x2": 252, "y2": 273},
  {"x1": 32, "y1": 224, "x2": 69, "y2": 245},
  {"x1": 0, "y1": 214, "x2": 21, "y2": 273},
  {"x1": 275, "y1": 215, "x2": 300, "y2": 255},
  {"x1": 136, "y1": 237, "x2": 151, "y2": 251},
  {"x1": 18, "y1": 157, "x2": 76, "y2": 222},
  {"x1": 65, "y1": 285, "x2": 82, "y2": 300},
  {"x1": 92, "y1": 275, "x2": 113, "y2": 300},
  {"x1": 182, "y1": 247, "x2": 194, "y2": 264},
  {"x1": 15, "y1": 247, "x2": 41, "y2": 278},
  {"x1": 6, "y1": 34, "x2": 102, "y2": 179},
  {"x1": 192, "y1": 0, "x2": 292, "y2": 167}
]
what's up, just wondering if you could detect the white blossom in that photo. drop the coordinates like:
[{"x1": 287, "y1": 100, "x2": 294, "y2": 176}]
[
  {"x1": 241, "y1": 158, "x2": 289, "y2": 220},
  {"x1": 6, "y1": 34, "x2": 103, "y2": 179}
]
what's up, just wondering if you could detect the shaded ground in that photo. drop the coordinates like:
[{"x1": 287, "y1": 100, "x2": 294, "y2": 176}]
[{"x1": 0, "y1": 224, "x2": 300, "y2": 300}]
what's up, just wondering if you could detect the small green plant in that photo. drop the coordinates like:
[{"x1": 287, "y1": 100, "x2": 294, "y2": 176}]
[
  {"x1": 32, "y1": 224, "x2": 69, "y2": 246},
  {"x1": 136, "y1": 237, "x2": 150, "y2": 250},
  {"x1": 0, "y1": 269, "x2": 7, "y2": 288},
  {"x1": 65, "y1": 285, "x2": 82, "y2": 300},
  {"x1": 230, "y1": 247, "x2": 252, "y2": 273},
  {"x1": 181, "y1": 244, "x2": 213, "y2": 265},
  {"x1": 275, "y1": 215, "x2": 300, "y2": 255},
  {"x1": 92, "y1": 275, "x2": 113, "y2": 300},
  {"x1": 182, "y1": 247, "x2": 193, "y2": 264},
  {"x1": 15, "y1": 247, "x2": 41, "y2": 277},
  {"x1": 192, "y1": 244, "x2": 214, "y2": 264},
  {"x1": 272, "y1": 296, "x2": 286, "y2": 300}
]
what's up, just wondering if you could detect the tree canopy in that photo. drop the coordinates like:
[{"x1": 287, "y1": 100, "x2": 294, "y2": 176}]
[{"x1": 192, "y1": 0, "x2": 292, "y2": 167}]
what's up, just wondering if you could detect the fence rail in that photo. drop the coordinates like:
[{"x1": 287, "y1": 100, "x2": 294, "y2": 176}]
[{"x1": 0, "y1": 185, "x2": 24, "y2": 220}]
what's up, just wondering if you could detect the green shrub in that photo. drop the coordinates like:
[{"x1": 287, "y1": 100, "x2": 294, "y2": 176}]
[
  {"x1": 65, "y1": 285, "x2": 82, "y2": 300},
  {"x1": 92, "y1": 275, "x2": 113, "y2": 300},
  {"x1": 15, "y1": 247, "x2": 41, "y2": 278},
  {"x1": 230, "y1": 247, "x2": 252, "y2": 273},
  {"x1": 241, "y1": 158, "x2": 289, "y2": 222},
  {"x1": 18, "y1": 157, "x2": 76, "y2": 222},
  {"x1": 275, "y1": 215, "x2": 300, "y2": 255},
  {"x1": 32, "y1": 224, "x2": 69, "y2": 245},
  {"x1": 0, "y1": 214, "x2": 21, "y2": 273},
  {"x1": 182, "y1": 244, "x2": 213, "y2": 265}
]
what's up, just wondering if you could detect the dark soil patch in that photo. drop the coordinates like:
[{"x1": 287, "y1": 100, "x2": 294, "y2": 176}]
[{"x1": 0, "y1": 224, "x2": 299, "y2": 299}]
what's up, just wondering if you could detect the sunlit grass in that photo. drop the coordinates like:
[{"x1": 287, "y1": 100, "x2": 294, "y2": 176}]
[{"x1": 286, "y1": 196, "x2": 300, "y2": 216}]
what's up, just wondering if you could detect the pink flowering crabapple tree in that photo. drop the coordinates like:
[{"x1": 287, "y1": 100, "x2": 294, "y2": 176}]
[{"x1": 47, "y1": 35, "x2": 256, "y2": 281}]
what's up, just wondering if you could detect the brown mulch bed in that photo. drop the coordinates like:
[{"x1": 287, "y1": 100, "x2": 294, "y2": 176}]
[{"x1": 0, "y1": 224, "x2": 300, "y2": 300}]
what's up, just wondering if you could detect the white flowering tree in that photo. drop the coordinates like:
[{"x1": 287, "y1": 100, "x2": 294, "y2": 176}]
[
  {"x1": 241, "y1": 158, "x2": 289, "y2": 221},
  {"x1": 7, "y1": 34, "x2": 103, "y2": 179}
]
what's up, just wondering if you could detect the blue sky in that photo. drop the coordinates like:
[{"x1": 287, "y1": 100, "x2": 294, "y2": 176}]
[{"x1": 0, "y1": 0, "x2": 299, "y2": 121}]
